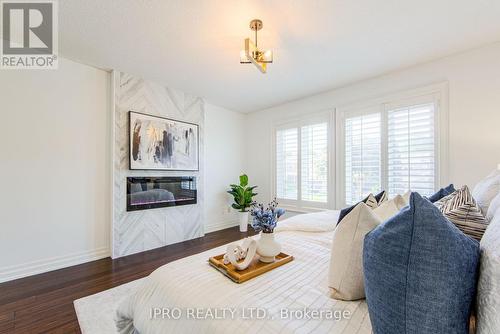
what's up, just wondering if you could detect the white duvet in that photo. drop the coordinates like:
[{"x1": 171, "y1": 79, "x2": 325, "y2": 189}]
[{"x1": 115, "y1": 210, "x2": 372, "y2": 334}]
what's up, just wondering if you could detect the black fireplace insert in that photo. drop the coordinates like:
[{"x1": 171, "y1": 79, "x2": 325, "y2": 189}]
[{"x1": 126, "y1": 176, "x2": 197, "y2": 211}]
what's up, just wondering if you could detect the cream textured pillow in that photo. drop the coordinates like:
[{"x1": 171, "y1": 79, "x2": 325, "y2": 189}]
[
  {"x1": 329, "y1": 202, "x2": 381, "y2": 300},
  {"x1": 473, "y1": 170, "x2": 500, "y2": 216},
  {"x1": 476, "y1": 210, "x2": 500, "y2": 334},
  {"x1": 486, "y1": 192, "x2": 500, "y2": 223},
  {"x1": 373, "y1": 194, "x2": 408, "y2": 222}
]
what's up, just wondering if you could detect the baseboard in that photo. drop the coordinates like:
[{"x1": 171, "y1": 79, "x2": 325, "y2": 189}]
[
  {"x1": 0, "y1": 247, "x2": 110, "y2": 283},
  {"x1": 205, "y1": 220, "x2": 239, "y2": 233}
]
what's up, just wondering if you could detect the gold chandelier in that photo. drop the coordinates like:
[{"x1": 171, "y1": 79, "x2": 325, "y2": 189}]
[{"x1": 240, "y1": 19, "x2": 273, "y2": 73}]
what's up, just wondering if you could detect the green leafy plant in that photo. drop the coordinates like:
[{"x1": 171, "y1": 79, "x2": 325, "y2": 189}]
[{"x1": 227, "y1": 174, "x2": 258, "y2": 212}]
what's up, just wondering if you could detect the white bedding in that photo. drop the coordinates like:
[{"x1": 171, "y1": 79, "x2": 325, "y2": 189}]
[
  {"x1": 274, "y1": 210, "x2": 340, "y2": 233},
  {"x1": 116, "y1": 211, "x2": 372, "y2": 334}
]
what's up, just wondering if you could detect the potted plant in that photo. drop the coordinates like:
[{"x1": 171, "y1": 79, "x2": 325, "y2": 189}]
[
  {"x1": 250, "y1": 199, "x2": 285, "y2": 263},
  {"x1": 228, "y1": 174, "x2": 258, "y2": 232}
]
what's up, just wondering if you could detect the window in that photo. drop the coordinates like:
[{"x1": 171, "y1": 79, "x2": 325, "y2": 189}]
[
  {"x1": 276, "y1": 128, "x2": 298, "y2": 200},
  {"x1": 339, "y1": 87, "x2": 446, "y2": 206},
  {"x1": 275, "y1": 116, "x2": 329, "y2": 209},
  {"x1": 344, "y1": 112, "x2": 381, "y2": 204},
  {"x1": 387, "y1": 103, "x2": 435, "y2": 197},
  {"x1": 301, "y1": 123, "x2": 328, "y2": 202}
]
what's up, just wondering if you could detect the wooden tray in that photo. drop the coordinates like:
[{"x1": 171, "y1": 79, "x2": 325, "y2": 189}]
[{"x1": 209, "y1": 252, "x2": 293, "y2": 283}]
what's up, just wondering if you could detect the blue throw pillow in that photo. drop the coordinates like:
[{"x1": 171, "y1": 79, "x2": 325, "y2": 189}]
[
  {"x1": 374, "y1": 190, "x2": 387, "y2": 204},
  {"x1": 428, "y1": 183, "x2": 455, "y2": 202},
  {"x1": 363, "y1": 192, "x2": 479, "y2": 334}
]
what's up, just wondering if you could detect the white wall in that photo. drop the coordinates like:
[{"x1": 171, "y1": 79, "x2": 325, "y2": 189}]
[
  {"x1": 0, "y1": 57, "x2": 249, "y2": 281},
  {"x1": 246, "y1": 42, "x2": 500, "y2": 210},
  {"x1": 0, "y1": 58, "x2": 111, "y2": 282},
  {"x1": 204, "y1": 103, "x2": 247, "y2": 232}
]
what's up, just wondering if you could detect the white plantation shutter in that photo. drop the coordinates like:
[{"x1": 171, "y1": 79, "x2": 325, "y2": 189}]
[
  {"x1": 275, "y1": 116, "x2": 330, "y2": 209},
  {"x1": 340, "y1": 90, "x2": 442, "y2": 206},
  {"x1": 344, "y1": 113, "x2": 382, "y2": 204},
  {"x1": 387, "y1": 103, "x2": 436, "y2": 197},
  {"x1": 301, "y1": 123, "x2": 328, "y2": 202},
  {"x1": 276, "y1": 128, "x2": 298, "y2": 200}
]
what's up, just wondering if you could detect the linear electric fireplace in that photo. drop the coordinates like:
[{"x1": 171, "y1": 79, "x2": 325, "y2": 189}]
[{"x1": 127, "y1": 176, "x2": 197, "y2": 212}]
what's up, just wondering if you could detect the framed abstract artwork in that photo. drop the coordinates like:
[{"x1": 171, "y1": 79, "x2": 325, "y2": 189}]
[{"x1": 129, "y1": 111, "x2": 199, "y2": 171}]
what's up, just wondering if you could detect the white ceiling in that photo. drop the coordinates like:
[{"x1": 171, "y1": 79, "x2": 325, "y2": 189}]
[{"x1": 59, "y1": 0, "x2": 500, "y2": 113}]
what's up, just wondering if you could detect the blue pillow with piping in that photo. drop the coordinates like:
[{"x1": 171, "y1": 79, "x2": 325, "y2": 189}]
[
  {"x1": 363, "y1": 192, "x2": 479, "y2": 334},
  {"x1": 374, "y1": 190, "x2": 387, "y2": 204},
  {"x1": 428, "y1": 183, "x2": 455, "y2": 202}
]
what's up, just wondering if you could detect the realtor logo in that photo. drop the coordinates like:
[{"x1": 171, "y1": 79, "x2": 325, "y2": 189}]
[{"x1": 1, "y1": 0, "x2": 58, "y2": 69}]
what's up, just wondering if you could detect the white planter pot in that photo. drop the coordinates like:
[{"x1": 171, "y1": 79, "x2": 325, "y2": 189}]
[
  {"x1": 238, "y1": 211, "x2": 249, "y2": 232},
  {"x1": 256, "y1": 232, "x2": 281, "y2": 263}
]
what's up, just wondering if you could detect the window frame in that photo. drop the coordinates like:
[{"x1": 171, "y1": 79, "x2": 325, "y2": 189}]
[
  {"x1": 335, "y1": 83, "x2": 449, "y2": 208},
  {"x1": 271, "y1": 111, "x2": 334, "y2": 212}
]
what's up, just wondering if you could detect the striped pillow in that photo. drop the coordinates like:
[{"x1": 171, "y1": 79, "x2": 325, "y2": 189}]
[{"x1": 434, "y1": 185, "x2": 488, "y2": 240}]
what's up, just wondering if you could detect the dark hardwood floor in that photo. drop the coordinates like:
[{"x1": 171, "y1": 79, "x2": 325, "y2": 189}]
[{"x1": 0, "y1": 226, "x2": 256, "y2": 334}]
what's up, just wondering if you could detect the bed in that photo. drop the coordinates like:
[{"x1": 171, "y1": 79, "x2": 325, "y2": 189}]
[{"x1": 115, "y1": 210, "x2": 373, "y2": 334}]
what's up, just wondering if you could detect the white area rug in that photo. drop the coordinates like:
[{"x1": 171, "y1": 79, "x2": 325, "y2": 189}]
[{"x1": 74, "y1": 278, "x2": 147, "y2": 334}]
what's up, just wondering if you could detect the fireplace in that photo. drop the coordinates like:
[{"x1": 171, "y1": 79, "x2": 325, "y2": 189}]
[{"x1": 126, "y1": 176, "x2": 197, "y2": 211}]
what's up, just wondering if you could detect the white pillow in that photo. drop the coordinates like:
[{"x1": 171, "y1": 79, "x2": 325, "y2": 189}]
[
  {"x1": 329, "y1": 202, "x2": 381, "y2": 300},
  {"x1": 373, "y1": 194, "x2": 408, "y2": 221},
  {"x1": 476, "y1": 210, "x2": 500, "y2": 334},
  {"x1": 473, "y1": 170, "x2": 500, "y2": 216},
  {"x1": 274, "y1": 210, "x2": 340, "y2": 233},
  {"x1": 486, "y1": 191, "x2": 500, "y2": 223}
]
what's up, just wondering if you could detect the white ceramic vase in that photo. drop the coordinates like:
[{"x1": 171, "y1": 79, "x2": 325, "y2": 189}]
[
  {"x1": 257, "y1": 232, "x2": 281, "y2": 263},
  {"x1": 238, "y1": 211, "x2": 249, "y2": 232}
]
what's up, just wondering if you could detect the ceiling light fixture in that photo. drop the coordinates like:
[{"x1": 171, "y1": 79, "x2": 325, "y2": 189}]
[{"x1": 240, "y1": 19, "x2": 273, "y2": 73}]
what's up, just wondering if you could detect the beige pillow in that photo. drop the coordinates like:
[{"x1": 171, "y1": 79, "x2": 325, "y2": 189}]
[
  {"x1": 373, "y1": 195, "x2": 408, "y2": 221},
  {"x1": 329, "y1": 196, "x2": 407, "y2": 301},
  {"x1": 329, "y1": 203, "x2": 381, "y2": 300},
  {"x1": 402, "y1": 191, "x2": 411, "y2": 203}
]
